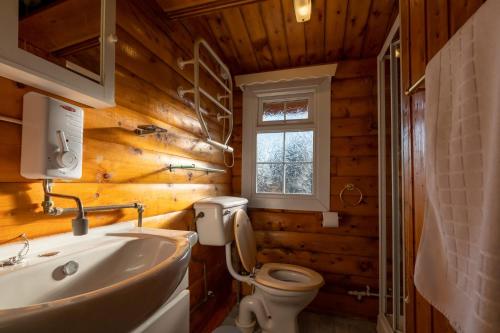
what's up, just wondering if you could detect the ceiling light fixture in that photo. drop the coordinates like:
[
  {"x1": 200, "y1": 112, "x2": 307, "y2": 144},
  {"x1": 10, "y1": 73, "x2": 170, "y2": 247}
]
[{"x1": 293, "y1": 0, "x2": 312, "y2": 22}]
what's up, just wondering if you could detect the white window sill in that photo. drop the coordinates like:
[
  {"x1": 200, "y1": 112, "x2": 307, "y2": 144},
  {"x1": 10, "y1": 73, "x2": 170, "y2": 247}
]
[{"x1": 248, "y1": 195, "x2": 329, "y2": 212}]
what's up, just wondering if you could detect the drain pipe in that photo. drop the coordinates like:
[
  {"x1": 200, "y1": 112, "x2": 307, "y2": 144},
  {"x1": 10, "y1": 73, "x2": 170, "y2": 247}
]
[
  {"x1": 236, "y1": 295, "x2": 270, "y2": 333},
  {"x1": 225, "y1": 243, "x2": 253, "y2": 284},
  {"x1": 348, "y1": 285, "x2": 379, "y2": 301},
  {"x1": 225, "y1": 242, "x2": 268, "y2": 333},
  {"x1": 190, "y1": 259, "x2": 215, "y2": 313}
]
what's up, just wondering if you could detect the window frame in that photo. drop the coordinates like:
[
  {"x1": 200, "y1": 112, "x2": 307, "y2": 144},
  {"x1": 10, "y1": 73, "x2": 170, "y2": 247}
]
[{"x1": 241, "y1": 77, "x2": 331, "y2": 211}]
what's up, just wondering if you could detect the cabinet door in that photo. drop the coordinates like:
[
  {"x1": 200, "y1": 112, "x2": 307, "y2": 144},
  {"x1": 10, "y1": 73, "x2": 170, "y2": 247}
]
[{"x1": 0, "y1": 0, "x2": 116, "y2": 108}]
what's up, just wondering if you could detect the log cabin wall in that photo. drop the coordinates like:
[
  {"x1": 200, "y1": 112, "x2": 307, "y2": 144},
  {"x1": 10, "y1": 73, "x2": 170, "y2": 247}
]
[
  {"x1": 232, "y1": 58, "x2": 380, "y2": 319},
  {"x1": 0, "y1": 0, "x2": 233, "y2": 331},
  {"x1": 400, "y1": 0, "x2": 487, "y2": 332}
]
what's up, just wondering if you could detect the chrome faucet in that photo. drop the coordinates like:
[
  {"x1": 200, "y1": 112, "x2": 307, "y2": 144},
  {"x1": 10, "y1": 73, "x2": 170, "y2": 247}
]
[
  {"x1": 42, "y1": 179, "x2": 88, "y2": 236},
  {"x1": 0, "y1": 234, "x2": 30, "y2": 267},
  {"x1": 41, "y1": 179, "x2": 145, "y2": 235}
]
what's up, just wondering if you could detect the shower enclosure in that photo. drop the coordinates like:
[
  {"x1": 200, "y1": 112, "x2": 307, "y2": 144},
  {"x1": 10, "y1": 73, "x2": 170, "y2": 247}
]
[{"x1": 377, "y1": 17, "x2": 405, "y2": 333}]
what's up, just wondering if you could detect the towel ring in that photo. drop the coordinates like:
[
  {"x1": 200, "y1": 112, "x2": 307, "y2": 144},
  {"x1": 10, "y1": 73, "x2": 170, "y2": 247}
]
[{"x1": 339, "y1": 184, "x2": 363, "y2": 207}]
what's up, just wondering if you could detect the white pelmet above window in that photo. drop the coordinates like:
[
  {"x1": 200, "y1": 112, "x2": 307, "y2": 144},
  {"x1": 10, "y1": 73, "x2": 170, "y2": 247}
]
[{"x1": 239, "y1": 74, "x2": 332, "y2": 211}]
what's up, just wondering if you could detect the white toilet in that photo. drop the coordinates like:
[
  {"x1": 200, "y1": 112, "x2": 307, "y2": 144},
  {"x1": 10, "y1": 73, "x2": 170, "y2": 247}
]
[{"x1": 194, "y1": 197, "x2": 324, "y2": 333}]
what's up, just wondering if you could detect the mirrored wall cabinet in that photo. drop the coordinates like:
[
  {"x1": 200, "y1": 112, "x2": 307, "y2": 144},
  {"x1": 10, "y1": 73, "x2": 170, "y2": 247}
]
[{"x1": 0, "y1": 0, "x2": 116, "y2": 108}]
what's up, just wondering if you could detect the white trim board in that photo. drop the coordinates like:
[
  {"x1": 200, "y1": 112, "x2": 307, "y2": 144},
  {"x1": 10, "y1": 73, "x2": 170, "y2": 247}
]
[
  {"x1": 241, "y1": 77, "x2": 331, "y2": 211},
  {"x1": 235, "y1": 63, "x2": 337, "y2": 90}
]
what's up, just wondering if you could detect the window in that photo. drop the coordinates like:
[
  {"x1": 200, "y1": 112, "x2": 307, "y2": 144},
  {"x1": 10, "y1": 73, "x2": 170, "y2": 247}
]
[
  {"x1": 241, "y1": 77, "x2": 331, "y2": 211},
  {"x1": 256, "y1": 101, "x2": 314, "y2": 195}
]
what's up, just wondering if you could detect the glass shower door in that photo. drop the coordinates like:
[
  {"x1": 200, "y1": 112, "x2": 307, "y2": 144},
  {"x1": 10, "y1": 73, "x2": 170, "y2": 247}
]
[{"x1": 378, "y1": 26, "x2": 404, "y2": 333}]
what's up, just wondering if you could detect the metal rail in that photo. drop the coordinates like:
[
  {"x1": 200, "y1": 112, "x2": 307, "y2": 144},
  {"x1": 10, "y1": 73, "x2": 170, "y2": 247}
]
[
  {"x1": 58, "y1": 202, "x2": 144, "y2": 216},
  {"x1": 0, "y1": 115, "x2": 22, "y2": 125},
  {"x1": 199, "y1": 59, "x2": 231, "y2": 93},
  {"x1": 168, "y1": 164, "x2": 226, "y2": 173},
  {"x1": 177, "y1": 38, "x2": 234, "y2": 155},
  {"x1": 50, "y1": 203, "x2": 144, "y2": 227},
  {"x1": 404, "y1": 74, "x2": 425, "y2": 95}
]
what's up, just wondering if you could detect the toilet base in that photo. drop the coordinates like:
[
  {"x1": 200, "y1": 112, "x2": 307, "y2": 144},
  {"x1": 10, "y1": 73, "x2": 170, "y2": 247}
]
[
  {"x1": 235, "y1": 284, "x2": 318, "y2": 333},
  {"x1": 234, "y1": 318, "x2": 256, "y2": 333}
]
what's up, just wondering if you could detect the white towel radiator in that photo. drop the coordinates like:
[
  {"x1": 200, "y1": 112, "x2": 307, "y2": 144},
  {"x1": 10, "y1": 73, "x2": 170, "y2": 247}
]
[{"x1": 177, "y1": 38, "x2": 234, "y2": 166}]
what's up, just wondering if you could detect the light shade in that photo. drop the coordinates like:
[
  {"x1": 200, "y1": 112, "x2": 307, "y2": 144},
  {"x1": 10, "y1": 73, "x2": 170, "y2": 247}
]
[{"x1": 293, "y1": 0, "x2": 311, "y2": 22}]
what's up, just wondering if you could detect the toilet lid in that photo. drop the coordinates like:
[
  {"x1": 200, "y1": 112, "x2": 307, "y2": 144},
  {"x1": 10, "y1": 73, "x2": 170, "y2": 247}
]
[{"x1": 233, "y1": 209, "x2": 257, "y2": 273}]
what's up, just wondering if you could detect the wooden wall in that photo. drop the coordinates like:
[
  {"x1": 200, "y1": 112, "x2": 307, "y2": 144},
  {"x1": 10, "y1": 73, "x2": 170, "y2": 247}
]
[
  {"x1": 0, "y1": 0, "x2": 233, "y2": 331},
  {"x1": 232, "y1": 58, "x2": 380, "y2": 319},
  {"x1": 400, "y1": 0, "x2": 487, "y2": 332}
]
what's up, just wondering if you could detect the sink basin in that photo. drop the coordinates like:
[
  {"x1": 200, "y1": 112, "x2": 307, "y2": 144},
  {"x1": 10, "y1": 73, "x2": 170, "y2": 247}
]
[{"x1": 0, "y1": 223, "x2": 197, "y2": 333}]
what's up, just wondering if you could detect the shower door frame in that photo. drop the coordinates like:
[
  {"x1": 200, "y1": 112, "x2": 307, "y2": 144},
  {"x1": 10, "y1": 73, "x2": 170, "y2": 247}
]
[{"x1": 377, "y1": 15, "x2": 405, "y2": 333}]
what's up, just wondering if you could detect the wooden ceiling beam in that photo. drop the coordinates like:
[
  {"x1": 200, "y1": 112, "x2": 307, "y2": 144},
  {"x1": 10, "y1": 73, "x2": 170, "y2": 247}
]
[
  {"x1": 156, "y1": 0, "x2": 265, "y2": 19},
  {"x1": 240, "y1": 3, "x2": 275, "y2": 71},
  {"x1": 260, "y1": 0, "x2": 290, "y2": 68},
  {"x1": 281, "y1": 0, "x2": 306, "y2": 67},
  {"x1": 304, "y1": 0, "x2": 326, "y2": 64},
  {"x1": 221, "y1": 8, "x2": 260, "y2": 72},
  {"x1": 361, "y1": 0, "x2": 397, "y2": 57},
  {"x1": 343, "y1": 0, "x2": 373, "y2": 59},
  {"x1": 324, "y1": 0, "x2": 349, "y2": 62}
]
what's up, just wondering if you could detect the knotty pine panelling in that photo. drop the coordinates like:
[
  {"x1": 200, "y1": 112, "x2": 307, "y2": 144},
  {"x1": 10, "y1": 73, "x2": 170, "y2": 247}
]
[
  {"x1": 182, "y1": 0, "x2": 399, "y2": 75},
  {"x1": 0, "y1": 0, "x2": 232, "y2": 331},
  {"x1": 400, "y1": 0, "x2": 487, "y2": 332},
  {"x1": 232, "y1": 58, "x2": 379, "y2": 319}
]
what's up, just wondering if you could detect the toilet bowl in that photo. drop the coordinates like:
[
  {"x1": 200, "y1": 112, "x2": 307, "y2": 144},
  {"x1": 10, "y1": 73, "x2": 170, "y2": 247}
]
[
  {"x1": 232, "y1": 209, "x2": 324, "y2": 333},
  {"x1": 193, "y1": 197, "x2": 324, "y2": 333}
]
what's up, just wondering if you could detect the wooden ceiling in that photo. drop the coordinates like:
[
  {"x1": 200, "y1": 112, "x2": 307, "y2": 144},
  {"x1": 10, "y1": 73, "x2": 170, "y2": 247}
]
[{"x1": 162, "y1": 0, "x2": 398, "y2": 75}]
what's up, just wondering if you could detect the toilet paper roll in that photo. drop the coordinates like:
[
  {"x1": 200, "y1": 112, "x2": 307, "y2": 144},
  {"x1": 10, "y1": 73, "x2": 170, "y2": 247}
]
[{"x1": 322, "y1": 212, "x2": 339, "y2": 228}]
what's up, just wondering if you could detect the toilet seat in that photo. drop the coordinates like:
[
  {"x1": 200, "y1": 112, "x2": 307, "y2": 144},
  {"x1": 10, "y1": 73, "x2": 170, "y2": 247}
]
[
  {"x1": 233, "y1": 209, "x2": 325, "y2": 292},
  {"x1": 256, "y1": 263, "x2": 324, "y2": 292}
]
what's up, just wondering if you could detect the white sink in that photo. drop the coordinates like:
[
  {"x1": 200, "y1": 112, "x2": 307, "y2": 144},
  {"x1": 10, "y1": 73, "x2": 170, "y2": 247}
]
[{"x1": 0, "y1": 222, "x2": 197, "y2": 333}]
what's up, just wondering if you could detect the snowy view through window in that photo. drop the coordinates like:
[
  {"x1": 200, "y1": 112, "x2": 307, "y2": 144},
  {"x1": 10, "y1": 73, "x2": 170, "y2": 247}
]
[{"x1": 256, "y1": 130, "x2": 313, "y2": 194}]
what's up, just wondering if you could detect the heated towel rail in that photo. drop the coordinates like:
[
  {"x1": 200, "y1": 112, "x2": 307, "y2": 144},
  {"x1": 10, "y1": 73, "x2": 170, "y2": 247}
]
[{"x1": 177, "y1": 38, "x2": 234, "y2": 167}]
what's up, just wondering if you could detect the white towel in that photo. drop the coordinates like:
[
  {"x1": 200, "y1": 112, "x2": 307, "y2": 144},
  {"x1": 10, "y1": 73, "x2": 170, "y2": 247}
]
[{"x1": 414, "y1": 0, "x2": 500, "y2": 332}]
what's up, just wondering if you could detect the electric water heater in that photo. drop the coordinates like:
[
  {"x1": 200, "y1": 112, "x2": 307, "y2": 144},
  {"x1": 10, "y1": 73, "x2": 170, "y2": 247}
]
[{"x1": 20, "y1": 92, "x2": 84, "y2": 180}]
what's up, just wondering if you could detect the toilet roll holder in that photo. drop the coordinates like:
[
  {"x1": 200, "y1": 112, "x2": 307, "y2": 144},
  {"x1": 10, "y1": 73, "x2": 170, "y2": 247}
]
[{"x1": 339, "y1": 183, "x2": 364, "y2": 207}]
